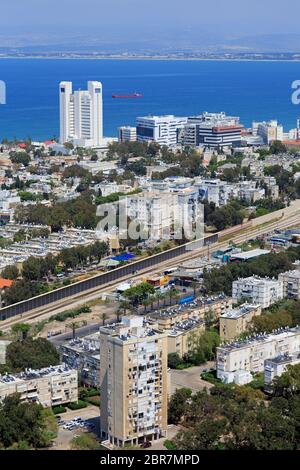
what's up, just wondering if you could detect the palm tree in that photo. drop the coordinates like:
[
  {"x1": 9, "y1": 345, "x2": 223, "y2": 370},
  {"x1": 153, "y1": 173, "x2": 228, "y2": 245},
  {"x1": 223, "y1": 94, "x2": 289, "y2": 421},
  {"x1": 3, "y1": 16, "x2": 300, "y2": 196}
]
[
  {"x1": 117, "y1": 300, "x2": 131, "y2": 322},
  {"x1": 67, "y1": 320, "x2": 87, "y2": 340},
  {"x1": 191, "y1": 281, "x2": 198, "y2": 298},
  {"x1": 155, "y1": 292, "x2": 165, "y2": 308},
  {"x1": 169, "y1": 287, "x2": 178, "y2": 305},
  {"x1": 142, "y1": 298, "x2": 150, "y2": 314},
  {"x1": 101, "y1": 312, "x2": 108, "y2": 326}
]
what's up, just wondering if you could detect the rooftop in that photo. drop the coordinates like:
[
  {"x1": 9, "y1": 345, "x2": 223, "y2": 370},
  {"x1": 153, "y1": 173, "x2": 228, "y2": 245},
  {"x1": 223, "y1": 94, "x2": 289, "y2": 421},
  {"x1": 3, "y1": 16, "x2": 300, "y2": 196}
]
[
  {"x1": 0, "y1": 364, "x2": 75, "y2": 385},
  {"x1": 221, "y1": 304, "x2": 260, "y2": 320}
]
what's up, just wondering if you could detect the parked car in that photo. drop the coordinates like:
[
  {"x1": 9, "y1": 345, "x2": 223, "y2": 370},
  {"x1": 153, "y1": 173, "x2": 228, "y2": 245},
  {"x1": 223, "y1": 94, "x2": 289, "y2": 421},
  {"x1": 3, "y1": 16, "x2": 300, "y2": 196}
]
[{"x1": 140, "y1": 441, "x2": 152, "y2": 448}]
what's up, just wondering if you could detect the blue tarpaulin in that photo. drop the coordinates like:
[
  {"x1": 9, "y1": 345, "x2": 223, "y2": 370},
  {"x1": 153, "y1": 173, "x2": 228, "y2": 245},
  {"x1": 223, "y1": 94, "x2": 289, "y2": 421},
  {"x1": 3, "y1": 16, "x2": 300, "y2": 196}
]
[{"x1": 111, "y1": 253, "x2": 136, "y2": 262}]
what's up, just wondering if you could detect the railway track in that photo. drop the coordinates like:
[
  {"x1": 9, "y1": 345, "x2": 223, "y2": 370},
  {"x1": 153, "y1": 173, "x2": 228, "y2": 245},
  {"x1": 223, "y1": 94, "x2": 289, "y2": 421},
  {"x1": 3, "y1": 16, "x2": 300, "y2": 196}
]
[{"x1": 1, "y1": 211, "x2": 300, "y2": 331}]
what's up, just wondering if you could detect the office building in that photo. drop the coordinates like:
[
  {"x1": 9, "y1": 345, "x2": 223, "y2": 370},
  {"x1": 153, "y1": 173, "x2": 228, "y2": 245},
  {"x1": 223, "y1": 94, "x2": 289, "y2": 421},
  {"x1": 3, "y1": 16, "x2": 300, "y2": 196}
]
[
  {"x1": 278, "y1": 270, "x2": 300, "y2": 300},
  {"x1": 118, "y1": 126, "x2": 137, "y2": 142},
  {"x1": 0, "y1": 365, "x2": 78, "y2": 407},
  {"x1": 136, "y1": 115, "x2": 187, "y2": 147},
  {"x1": 184, "y1": 112, "x2": 243, "y2": 149},
  {"x1": 100, "y1": 316, "x2": 168, "y2": 447},
  {"x1": 232, "y1": 276, "x2": 284, "y2": 309},
  {"x1": 59, "y1": 81, "x2": 103, "y2": 147},
  {"x1": 217, "y1": 326, "x2": 300, "y2": 384},
  {"x1": 219, "y1": 304, "x2": 262, "y2": 341}
]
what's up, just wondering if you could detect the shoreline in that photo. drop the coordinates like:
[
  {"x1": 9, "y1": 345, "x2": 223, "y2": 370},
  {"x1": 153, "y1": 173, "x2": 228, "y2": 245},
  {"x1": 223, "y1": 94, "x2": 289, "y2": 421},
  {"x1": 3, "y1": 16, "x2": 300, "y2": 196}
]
[{"x1": 1, "y1": 56, "x2": 300, "y2": 63}]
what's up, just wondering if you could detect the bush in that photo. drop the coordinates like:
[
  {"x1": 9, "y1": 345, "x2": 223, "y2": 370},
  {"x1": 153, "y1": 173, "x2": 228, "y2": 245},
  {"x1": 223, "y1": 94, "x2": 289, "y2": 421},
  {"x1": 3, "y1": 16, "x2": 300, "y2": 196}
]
[
  {"x1": 79, "y1": 387, "x2": 99, "y2": 399},
  {"x1": 164, "y1": 439, "x2": 177, "y2": 450},
  {"x1": 52, "y1": 405, "x2": 66, "y2": 414},
  {"x1": 201, "y1": 371, "x2": 222, "y2": 385},
  {"x1": 71, "y1": 433, "x2": 102, "y2": 450},
  {"x1": 84, "y1": 397, "x2": 100, "y2": 406},
  {"x1": 67, "y1": 400, "x2": 88, "y2": 410}
]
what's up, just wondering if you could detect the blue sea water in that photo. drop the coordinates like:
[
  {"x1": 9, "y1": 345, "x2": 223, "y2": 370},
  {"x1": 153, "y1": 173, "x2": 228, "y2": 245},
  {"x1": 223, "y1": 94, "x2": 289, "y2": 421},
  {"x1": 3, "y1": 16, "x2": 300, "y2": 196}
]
[{"x1": 0, "y1": 59, "x2": 300, "y2": 141}]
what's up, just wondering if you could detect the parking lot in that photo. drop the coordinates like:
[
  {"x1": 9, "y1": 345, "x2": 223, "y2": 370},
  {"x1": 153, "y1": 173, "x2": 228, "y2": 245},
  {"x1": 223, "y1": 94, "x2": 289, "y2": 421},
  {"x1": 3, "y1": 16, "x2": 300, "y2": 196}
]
[
  {"x1": 52, "y1": 405, "x2": 100, "y2": 450},
  {"x1": 170, "y1": 363, "x2": 215, "y2": 395}
]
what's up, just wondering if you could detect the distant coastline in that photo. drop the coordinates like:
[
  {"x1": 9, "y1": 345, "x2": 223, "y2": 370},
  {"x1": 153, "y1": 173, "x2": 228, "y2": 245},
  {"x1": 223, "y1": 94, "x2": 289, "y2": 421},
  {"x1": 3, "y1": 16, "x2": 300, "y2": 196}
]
[{"x1": 1, "y1": 53, "x2": 300, "y2": 62}]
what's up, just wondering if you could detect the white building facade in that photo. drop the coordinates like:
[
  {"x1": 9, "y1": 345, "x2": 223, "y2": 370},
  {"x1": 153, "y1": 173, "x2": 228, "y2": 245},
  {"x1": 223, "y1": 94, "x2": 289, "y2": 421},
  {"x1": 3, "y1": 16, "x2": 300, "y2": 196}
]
[
  {"x1": 232, "y1": 276, "x2": 284, "y2": 309},
  {"x1": 136, "y1": 115, "x2": 187, "y2": 147},
  {"x1": 217, "y1": 327, "x2": 300, "y2": 384},
  {"x1": 59, "y1": 81, "x2": 103, "y2": 147}
]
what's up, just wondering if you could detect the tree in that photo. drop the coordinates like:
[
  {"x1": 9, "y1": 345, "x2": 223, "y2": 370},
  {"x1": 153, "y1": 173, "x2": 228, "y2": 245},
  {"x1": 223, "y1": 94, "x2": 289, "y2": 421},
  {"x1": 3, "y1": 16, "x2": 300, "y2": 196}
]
[
  {"x1": 6, "y1": 338, "x2": 60, "y2": 372},
  {"x1": 67, "y1": 320, "x2": 87, "y2": 340},
  {"x1": 11, "y1": 323, "x2": 31, "y2": 341},
  {"x1": 0, "y1": 394, "x2": 50, "y2": 449},
  {"x1": 101, "y1": 312, "x2": 108, "y2": 326},
  {"x1": 168, "y1": 388, "x2": 192, "y2": 424},
  {"x1": 168, "y1": 353, "x2": 182, "y2": 369},
  {"x1": 271, "y1": 363, "x2": 300, "y2": 397},
  {"x1": 1, "y1": 265, "x2": 19, "y2": 280}
]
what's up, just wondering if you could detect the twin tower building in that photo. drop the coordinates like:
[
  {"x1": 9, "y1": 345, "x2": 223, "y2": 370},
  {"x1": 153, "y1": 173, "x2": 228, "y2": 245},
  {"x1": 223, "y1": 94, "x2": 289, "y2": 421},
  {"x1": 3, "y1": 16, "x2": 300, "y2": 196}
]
[{"x1": 59, "y1": 81, "x2": 103, "y2": 147}]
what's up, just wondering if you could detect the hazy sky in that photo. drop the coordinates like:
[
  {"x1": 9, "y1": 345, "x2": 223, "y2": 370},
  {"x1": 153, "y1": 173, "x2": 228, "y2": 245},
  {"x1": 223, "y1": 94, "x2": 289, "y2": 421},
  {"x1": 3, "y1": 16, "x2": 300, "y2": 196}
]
[{"x1": 1, "y1": 0, "x2": 300, "y2": 47}]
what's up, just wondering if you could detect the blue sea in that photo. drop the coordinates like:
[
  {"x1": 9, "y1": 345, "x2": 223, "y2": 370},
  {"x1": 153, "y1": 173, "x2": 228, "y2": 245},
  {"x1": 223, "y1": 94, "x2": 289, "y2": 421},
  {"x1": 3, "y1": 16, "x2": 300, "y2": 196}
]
[{"x1": 0, "y1": 59, "x2": 300, "y2": 141}]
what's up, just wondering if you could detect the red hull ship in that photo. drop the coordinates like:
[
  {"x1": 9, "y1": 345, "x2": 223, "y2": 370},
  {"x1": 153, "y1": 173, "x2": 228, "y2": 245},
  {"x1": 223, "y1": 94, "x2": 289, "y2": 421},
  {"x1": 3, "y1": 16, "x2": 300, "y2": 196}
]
[{"x1": 112, "y1": 92, "x2": 143, "y2": 99}]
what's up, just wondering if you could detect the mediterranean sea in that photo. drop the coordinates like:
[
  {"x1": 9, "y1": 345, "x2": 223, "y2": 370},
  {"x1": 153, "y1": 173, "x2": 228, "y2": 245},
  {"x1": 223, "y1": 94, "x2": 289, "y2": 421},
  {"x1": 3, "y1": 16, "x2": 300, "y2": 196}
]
[{"x1": 0, "y1": 59, "x2": 300, "y2": 141}]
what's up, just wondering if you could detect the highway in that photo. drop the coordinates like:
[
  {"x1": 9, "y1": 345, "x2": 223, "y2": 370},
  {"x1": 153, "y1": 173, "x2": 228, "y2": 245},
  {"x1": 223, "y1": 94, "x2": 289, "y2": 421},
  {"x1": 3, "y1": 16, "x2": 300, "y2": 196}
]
[{"x1": 1, "y1": 207, "x2": 300, "y2": 332}]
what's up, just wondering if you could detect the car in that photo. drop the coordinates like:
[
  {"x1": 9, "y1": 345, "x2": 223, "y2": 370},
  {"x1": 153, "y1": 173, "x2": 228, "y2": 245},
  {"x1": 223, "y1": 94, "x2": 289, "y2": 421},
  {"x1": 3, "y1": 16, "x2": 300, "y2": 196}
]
[{"x1": 140, "y1": 441, "x2": 152, "y2": 448}]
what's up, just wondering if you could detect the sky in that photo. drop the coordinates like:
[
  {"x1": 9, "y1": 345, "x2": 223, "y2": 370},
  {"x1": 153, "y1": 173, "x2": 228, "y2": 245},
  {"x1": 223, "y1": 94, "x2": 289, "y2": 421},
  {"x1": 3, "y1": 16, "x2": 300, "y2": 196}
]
[{"x1": 1, "y1": 0, "x2": 300, "y2": 49}]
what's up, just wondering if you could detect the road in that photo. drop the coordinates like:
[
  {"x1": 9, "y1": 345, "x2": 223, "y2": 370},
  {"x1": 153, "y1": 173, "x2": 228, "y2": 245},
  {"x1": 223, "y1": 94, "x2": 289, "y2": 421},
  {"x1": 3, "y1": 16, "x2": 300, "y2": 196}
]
[{"x1": 1, "y1": 203, "x2": 300, "y2": 331}]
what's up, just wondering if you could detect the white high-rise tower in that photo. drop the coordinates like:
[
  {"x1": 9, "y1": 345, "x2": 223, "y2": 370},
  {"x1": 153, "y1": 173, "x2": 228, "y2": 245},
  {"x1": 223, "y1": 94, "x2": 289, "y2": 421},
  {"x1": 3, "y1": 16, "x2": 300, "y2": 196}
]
[{"x1": 59, "y1": 81, "x2": 103, "y2": 147}]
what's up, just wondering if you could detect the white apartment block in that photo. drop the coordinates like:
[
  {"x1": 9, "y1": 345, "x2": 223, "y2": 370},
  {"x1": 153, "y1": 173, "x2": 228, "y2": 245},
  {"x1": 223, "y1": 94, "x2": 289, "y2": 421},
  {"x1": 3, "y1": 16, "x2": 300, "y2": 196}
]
[
  {"x1": 136, "y1": 115, "x2": 187, "y2": 147},
  {"x1": 217, "y1": 326, "x2": 300, "y2": 384},
  {"x1": 118, "y1": 126, "x2": 137, "y2": 142},
  {"x1": 264, "y1": 353, "x2": 300, "y2": 386},
  {"x1": 194, "y1": 178, "x2": 237, "y2": 207},
  {"x1": 0, "y1": 365, "x2": 78, "y2": 407},
  {"x1": 278, "y1": 270, "x2": 300, "y2": 300},
  {"x1": 232, "y1": 276, "x2": 284, "y2": 309},
  {"x1": 59, "y1": 81, "x2": 103, "y2": 147},
  {"x1": 100, "y1": 316, "x2": 168, "y2": 447},
  {"x1": 252, "y1": 120, "x2": 284, "y2": 144},
  {"x1": 125, "y1": 189, "x2": 203, "y2": 241}
]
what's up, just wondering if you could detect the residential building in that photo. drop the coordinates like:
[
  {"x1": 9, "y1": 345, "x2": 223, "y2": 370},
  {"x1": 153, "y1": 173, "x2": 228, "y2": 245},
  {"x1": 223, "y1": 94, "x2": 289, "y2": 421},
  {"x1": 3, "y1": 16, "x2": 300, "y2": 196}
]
[
  {"x1": 264, "y1": 353, "x2": 300, "y2": 387},
  {"x1": 59, "y1": 81, "x2": 103, "y2": 147},
  {"x1": 118, "y1": 126, "x2": 137, "y2": 142},
  {"x1": 278, "y1": 270, "x2": 300, "y2": 300},
  {"x1": 59, "y1": 333, "x2": 100, "y2": 388},
  {"x1": 125, "y1": 189, "x2": 202, "y2": 240},
  {"x1": 150, "y1": 294, "x2": 232, "y2": 330},
  {"x1": 0, "y1": 278, "x2": 13, "y2": 307},
  {"x1": 219, "y1": 304, "x2": 262, "y2": 341},
  {"x1": 166, "y1": 319, "x2": 205, "y2": 357},
  {"x1": 0, "y1": 365, "x2": 78, "y2": 407},
  {"x1": 232, "y1": 276, "x2": 284, "y2": 309},
  {"x1": 100, "y1": 316, "x2": 168, "y2": 447},
  {"x1": 253, "y1": 120, "x2": 284, "y2": 144},
  {"x1": 136, "y1": 115, "x2": 187, "y2": 147},
  {"x1": 217, "y1": 326, "x2": 300, "y2": 384},
  {"x1": 194, "y1": 178, "x2": 237, "y2": 207}
]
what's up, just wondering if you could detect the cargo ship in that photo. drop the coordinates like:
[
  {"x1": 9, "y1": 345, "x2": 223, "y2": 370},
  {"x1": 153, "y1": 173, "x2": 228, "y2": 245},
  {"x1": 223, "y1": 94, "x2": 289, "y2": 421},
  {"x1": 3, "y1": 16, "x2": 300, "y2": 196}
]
[{"x1": 112, "y1": 92, "x2": 143, "y2": 99}]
